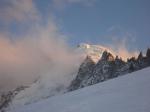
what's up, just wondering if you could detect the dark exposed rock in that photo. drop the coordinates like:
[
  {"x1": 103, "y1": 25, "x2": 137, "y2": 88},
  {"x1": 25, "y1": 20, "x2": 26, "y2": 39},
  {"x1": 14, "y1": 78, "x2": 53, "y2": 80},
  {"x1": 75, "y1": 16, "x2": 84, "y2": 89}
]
[
  {"x1": 146, "y1": 48, "x2": 150, "y2": 58},
  {"x1": 137, "y1": 52, "x2": 143, "y2": 60},
  {"x1": 68, "y1": 50, "x2": 150, "y2": 92},
  {"x1": 146, "y1": 48, "x2": 150, "y2": 66},
  {"x1": 68, "y1": 56, "x2": 96, "y2": 91},
  {"x1": 101, "y1": 51, "x2": 114, "y2": 61},
  {"x1": 0, "y1": 86, "x2": 28, "y2": 111}
]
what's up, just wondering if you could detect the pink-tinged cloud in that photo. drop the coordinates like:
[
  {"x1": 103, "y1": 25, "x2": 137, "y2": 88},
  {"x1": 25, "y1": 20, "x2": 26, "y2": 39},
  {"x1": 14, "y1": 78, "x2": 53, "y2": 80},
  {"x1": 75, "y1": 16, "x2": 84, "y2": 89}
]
[
  {"x1": 109, "y1": 38, "x2": 139, "y2": 61},
  {"x1": 116, "y1": 45, "x2": 139, "y2": 61},
  {"x1": 0, "y1": 0, "x2": 84, "y2": 93},
  {"x1": 0, "y1": 22, "x2": 84, "y2": 92}
]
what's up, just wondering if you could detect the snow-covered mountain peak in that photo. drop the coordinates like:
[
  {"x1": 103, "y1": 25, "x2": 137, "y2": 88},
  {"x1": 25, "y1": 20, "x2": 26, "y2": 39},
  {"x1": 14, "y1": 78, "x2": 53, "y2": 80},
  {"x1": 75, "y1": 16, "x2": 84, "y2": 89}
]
[
  {"x1": 2, "y1": 44, "x2": 150, "y2": 112},
  {"x1": 77, "y1": 43, "x2": 115, "y2": 63}
]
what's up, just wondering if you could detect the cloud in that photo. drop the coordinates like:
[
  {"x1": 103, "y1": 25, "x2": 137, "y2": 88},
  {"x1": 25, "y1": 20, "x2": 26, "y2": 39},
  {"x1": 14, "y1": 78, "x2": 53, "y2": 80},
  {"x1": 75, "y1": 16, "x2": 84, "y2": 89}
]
[
  {"x1": 114, "y1": 39, "x2": 138, "y2": 61},
  {"x1": 108, "y1": 37, "x2": 139, "y2": 61},
  {"x1": 0, "y1": 0, "x2": 39, "y2": 23},
  {"x1": 52, "y1": 0, "x2": 96, "y2": 9},
  {"x1": 106, "y1": 26, "x2": 139, "y2": 61},
  {"x1": 0, "y1": 22, "x2": 84, "y2": 92},
  {"x1": 0, "y1": 0, "x2": 84, "y2": 92},
  {"x1": 0, "y1": 0, "x2": 139, "y2": 93}
]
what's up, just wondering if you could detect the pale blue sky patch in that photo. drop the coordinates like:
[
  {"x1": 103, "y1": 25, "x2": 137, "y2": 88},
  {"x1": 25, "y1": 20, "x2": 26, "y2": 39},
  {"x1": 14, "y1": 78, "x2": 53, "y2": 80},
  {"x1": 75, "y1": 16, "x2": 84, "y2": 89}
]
[{"x1": 0, "y1": 0, "x2": 150, "y2": 51}]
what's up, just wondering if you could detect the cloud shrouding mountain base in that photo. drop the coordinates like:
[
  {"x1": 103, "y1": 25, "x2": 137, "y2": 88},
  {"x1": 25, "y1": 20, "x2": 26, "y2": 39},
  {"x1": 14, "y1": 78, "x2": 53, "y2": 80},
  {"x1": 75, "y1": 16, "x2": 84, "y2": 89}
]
[
  {"x1": 0, "y1": 0, "x2": 85, "y2": 92},
  {"x1": 0, "y1": 24, "x2": 84, "y2": 92}
]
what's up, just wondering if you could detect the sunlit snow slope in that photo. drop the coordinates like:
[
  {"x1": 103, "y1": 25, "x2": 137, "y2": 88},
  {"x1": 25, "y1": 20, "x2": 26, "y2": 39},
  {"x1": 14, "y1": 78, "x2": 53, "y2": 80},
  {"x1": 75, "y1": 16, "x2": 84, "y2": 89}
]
[{"x1": 9, "y1": 67, "x2": 150, "y2": 112}]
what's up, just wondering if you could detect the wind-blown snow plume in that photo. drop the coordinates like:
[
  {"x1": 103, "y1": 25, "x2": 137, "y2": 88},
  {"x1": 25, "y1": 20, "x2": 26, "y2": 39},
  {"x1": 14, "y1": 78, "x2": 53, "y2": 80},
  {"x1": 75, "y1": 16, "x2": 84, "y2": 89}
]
[
  {"x1": 106, "y1": 27, "x2": 139, "y2": 61},
  {"x1": 112, "y1": 38, "x2": 138, "y2": 61}
]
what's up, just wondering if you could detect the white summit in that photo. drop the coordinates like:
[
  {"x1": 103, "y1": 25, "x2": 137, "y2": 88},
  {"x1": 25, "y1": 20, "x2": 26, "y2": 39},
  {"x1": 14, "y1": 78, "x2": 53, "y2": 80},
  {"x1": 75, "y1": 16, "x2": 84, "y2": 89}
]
[{"x1": 77, "y1": 43, "x2": 115, "y2": 63}]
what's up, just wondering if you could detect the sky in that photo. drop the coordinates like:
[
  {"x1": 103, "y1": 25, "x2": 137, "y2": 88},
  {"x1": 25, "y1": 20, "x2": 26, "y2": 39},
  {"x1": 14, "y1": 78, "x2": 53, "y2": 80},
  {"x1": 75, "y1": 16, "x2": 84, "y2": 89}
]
[
  {"x1": 38, "y1": 0, "x2": 150, "y2": 51},
  {"x1": 0, "y1": 0, "x2": 149, "y2": 92},
  {"x1": 0, "y1": 0, "x2": 150, "y2": 51}
]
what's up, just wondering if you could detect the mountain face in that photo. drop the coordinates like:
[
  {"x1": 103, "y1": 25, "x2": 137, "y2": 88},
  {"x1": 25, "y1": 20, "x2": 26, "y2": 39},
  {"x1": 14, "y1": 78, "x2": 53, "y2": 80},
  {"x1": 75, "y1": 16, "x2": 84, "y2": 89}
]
[
  {"x1": 68, "y1": 48, "x2": 150, "y2": 91},
  {"x1": 1, "y1": 44, "x2": 150, "y2": 111},
  {"x1": 10, "y1": 67, "x2": 150, "y2": 112},
  {"x1": 0, "y1": 86, "x2": 27, "y2": 112},
  {"x1": 1, "y1": 43, "x2": 114, "y2": 111}
]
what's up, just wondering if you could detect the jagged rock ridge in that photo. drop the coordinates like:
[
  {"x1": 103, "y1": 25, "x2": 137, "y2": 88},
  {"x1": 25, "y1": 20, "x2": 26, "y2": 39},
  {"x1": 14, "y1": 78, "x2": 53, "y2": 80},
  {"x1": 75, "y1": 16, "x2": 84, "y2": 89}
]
[
  {"x1": 1, "y1": 45, "x2": 150, "y2": 111},
  {"x1": 68, "y1": 48, "x2": 150, "y2": 91},
  {"x1": 77, "y1": 43, "x2": 115, "y2": 63},
  {"x1": 0, "y1": 86, "x2": 27, "y2": 112}
]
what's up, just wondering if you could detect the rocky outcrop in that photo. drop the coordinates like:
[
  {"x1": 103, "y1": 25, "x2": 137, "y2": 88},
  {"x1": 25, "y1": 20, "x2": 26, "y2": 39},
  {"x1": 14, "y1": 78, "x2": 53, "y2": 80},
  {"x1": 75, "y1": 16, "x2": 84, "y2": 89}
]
[
  {"x1": 0, "y1": 86, "x2": 27, "y2": 111},
  {"x1": 68, "y1": 56, "x2": 96, "y2": 91},
  {"x1": 68, "y1": 48, "x2": 150, "y2": 91}
]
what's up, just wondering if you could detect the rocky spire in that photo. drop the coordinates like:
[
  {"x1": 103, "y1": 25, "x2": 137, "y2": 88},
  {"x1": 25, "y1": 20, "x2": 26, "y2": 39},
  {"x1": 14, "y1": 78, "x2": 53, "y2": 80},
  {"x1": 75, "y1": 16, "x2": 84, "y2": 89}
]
[
  {"x1": 137, "y1": 52, "x2": 143, "y2": 60},
  {"x1": 68, "y1": 55, "x2": 95, "y2": 91},
  {"x1": 146, "y1": 48, "x2": 150, "y2": 58},
  {"x1": 68, "y1": 47, "x2": 150, "y2": 92},
  {"x1": 101, "y1": 51, "x2": 114, "y2": 61}
]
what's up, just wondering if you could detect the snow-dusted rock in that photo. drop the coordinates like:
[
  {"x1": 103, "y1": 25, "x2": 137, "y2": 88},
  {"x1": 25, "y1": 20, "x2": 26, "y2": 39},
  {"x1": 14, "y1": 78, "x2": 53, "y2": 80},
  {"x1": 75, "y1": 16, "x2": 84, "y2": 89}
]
[{"x1": 69, "y1": 48, "x2": 150, "y2": 91}]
